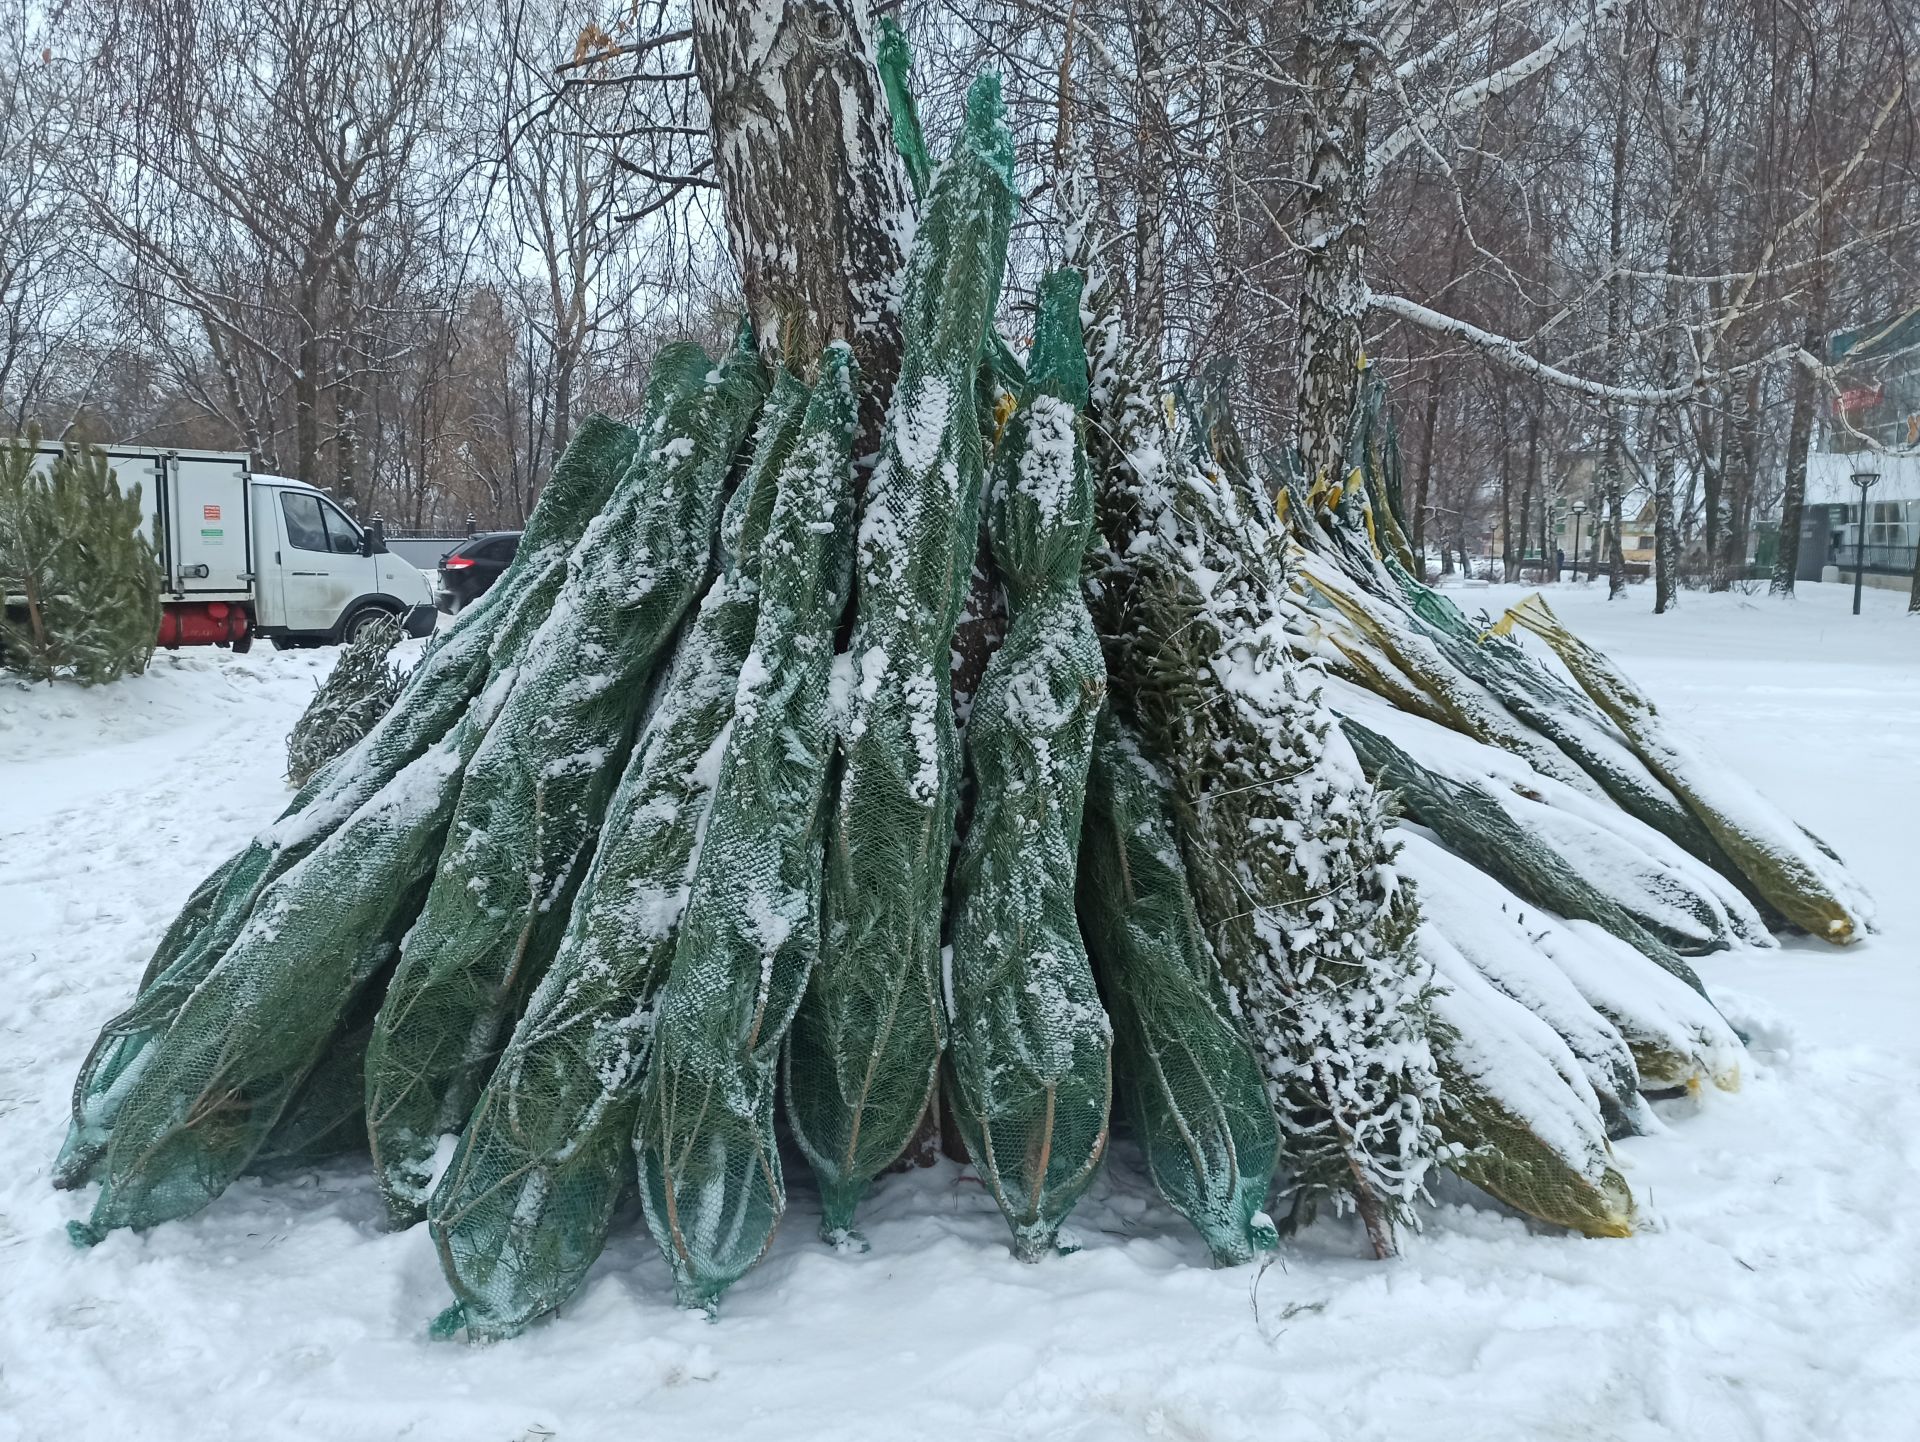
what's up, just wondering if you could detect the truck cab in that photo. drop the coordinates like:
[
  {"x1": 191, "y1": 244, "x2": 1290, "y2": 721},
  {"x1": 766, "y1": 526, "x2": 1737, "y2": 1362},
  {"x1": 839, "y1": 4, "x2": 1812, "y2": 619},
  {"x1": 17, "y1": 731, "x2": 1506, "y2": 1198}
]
[
  {"x1": 27, "y1": 443, "x2": 436, "y2": 651},
  {"x1": 249, "y1": 475, "x2": 436, "y2": 647}
]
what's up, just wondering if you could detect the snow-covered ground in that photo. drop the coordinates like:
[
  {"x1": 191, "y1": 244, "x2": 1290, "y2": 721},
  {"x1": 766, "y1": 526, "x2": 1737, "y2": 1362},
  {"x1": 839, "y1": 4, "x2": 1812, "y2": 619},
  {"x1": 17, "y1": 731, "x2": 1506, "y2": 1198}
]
[{"x1": 2, "y1": 582, "x2": 1916, "y2": 1442}]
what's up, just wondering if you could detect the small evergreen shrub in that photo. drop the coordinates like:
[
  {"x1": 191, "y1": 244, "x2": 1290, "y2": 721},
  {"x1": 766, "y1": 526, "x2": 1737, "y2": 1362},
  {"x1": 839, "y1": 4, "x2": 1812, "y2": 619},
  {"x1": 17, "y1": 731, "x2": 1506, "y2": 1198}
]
[{"x1": 0, "y1": 435, "x2": 161, "y2": 685}]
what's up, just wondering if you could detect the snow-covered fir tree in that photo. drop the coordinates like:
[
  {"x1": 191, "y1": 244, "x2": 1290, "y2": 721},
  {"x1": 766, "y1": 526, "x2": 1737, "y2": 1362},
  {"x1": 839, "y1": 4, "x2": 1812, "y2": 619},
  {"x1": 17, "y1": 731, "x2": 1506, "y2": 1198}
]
[{"x1": 1082, "y1": 282, "x2": 1444, "y2": 1257}]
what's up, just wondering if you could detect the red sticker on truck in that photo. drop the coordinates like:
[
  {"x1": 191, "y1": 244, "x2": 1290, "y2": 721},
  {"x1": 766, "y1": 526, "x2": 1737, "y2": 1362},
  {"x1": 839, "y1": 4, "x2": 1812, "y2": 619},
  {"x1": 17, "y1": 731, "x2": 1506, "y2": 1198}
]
[{"x1": 203, "y1": 504, "x2": 222, "y2": 520}]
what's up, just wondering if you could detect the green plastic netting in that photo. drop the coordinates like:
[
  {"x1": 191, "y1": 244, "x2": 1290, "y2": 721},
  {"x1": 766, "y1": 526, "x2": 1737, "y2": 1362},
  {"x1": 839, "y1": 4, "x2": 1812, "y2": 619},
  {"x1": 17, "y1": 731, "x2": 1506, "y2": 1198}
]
[
  {"x1": 1427, "y1": 960, "x2": 1636, "y2": 1239},
  {"x1": 876, "y1": 17, "x2": 933, "y2": 199},
  {"x1": 367, "y1": 339, "x2": 767, "y2": 1224},
  {"x1": 61, "y1": 422, "x2": 639, "y2": 1238},
  {"x1": 1502, "y1": 592, "x2": 1875, "y2": 943},
  {"x1": 1078, "y1": 712, "x2": 1280, "y2": 1266},
  {"x1": 54, "y1": 416, "x2": 633, "y2": 1195},
  {"x1": 285, "y1": 611, "x2": 409, "y2": 788},
  {"x1": 784, "y1": 75, "x2": 1015, "y2": 1237},
  {"x1": 72, "y1": 666, "x2": 496, "y2": 1238},
  {"x1": 1339, "y1": 716, "x2": 1710, "y2": 997},
  {"x1": 1394, "y1": 569, "x2": 1750, "y2": 894},
  {"x1": 423, "y1": 373, "x2": 810, "y2": 1340},
  {"x1": 945, "y1": 269, "x2": 1112, "y2": 1260},
  {"x1": 634, "y1": 345, "x2": 858, "y2": 1310}
]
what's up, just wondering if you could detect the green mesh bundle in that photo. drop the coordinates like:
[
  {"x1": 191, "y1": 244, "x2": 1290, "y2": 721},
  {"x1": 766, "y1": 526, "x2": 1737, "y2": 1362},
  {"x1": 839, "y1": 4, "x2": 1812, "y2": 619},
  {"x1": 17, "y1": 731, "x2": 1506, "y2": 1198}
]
[
  {"x1": 1424, "y1": 941, "x2": 1635, "y2": 1239},
  {"x1": 945, "y1": 270, "x2": 1112, "y2": 1260},
  {"x1": 1393, "y1": 570, "x2": 1748, "y2": 889},
  {"x1": 247, "y1": 1010, "x2": 381, "y2": 1174},
  {"x1": 423, "y1": 375, "x2": 810, "y2": 1340},
  {"x1": 69, "y1": 703, "x2": 485, "y2": 1240},
  {"x1": 785, "y1": 77, "x2": 1016, "y2": 1236},
  {"x1": 54, "y1": 417, "x2": 636, "y2": 1200},
  {"x1": 1399, "y1": 830, "x2": 1739, "y2": 1100},
  {"x1": 285, "y1": 612, "x2": 409, "y2": 788},
  {"x1": 1084, "y1": 289, "x2": 1442, "y2": 1259},
  {"x1": 635, "y1": 347, "x2": 858, "y2": 1310},
  {"x1": 1339, "y1": 716, "x2": 1709, "y2": 997},
  {"x1": 1392, "y1": 830, "x2": 1649, "y2": 1139},
  {"x1": 1294, "y1": 549, "x2": 1604, "y2": 800},
  {"x1": 1502, "y1": 593, "x2": 1875, "y2": 943},
  {"x1": 876, "y1": 17, "x2": 933, "y2": 199},
  {"x1": 367, "y1": 340, "x2": 767, "y2": 1225},
  {"x1": 1079, "y1": 713, "x2": 1280, "y2": 1266}
]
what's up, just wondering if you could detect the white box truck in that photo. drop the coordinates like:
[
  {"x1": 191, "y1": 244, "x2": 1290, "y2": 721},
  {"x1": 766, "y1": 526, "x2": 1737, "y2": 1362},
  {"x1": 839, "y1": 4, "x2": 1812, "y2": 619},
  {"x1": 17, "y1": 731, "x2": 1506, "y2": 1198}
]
[{"x1": 27, "y1": 443, "x2": 436, "y2": 652}]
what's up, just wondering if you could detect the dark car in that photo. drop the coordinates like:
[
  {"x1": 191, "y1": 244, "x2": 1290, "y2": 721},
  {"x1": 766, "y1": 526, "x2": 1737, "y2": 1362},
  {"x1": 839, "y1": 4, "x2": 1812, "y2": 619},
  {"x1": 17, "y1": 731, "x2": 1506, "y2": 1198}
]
[{"x1": 437, "y1": 530, "x2": 521, "y2": 613}]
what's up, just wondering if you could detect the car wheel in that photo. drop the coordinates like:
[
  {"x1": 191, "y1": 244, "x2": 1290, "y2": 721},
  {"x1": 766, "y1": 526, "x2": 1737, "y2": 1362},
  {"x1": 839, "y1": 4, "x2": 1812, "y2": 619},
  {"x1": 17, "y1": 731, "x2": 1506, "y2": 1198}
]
[{"x1": 340, "y1": 605, "x2": 396, "y2": 645}]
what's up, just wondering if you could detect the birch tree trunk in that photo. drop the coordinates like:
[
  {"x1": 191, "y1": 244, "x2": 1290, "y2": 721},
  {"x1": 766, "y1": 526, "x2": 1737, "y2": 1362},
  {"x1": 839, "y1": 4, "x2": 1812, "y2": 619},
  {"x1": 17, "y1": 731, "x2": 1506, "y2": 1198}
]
[
  {"x1": 692, "y1": 0, "x2": 913, "y2": 434},
  {"x1": 1651, "y1": 0, "x2": 1705, "y2": 615},
  {"x1": 1598, "y1": 44, "x2": 1631, "y2": 601},
  {"x1": 1715, "y1": 370, "x2": 1757, "y2": 589},
  {"x1": 1132, "y1": 0, "x2": 1169, "y2": 367},
  {"x1": 1292, "y1": 0, "x2": 1374, "y2": 487}
]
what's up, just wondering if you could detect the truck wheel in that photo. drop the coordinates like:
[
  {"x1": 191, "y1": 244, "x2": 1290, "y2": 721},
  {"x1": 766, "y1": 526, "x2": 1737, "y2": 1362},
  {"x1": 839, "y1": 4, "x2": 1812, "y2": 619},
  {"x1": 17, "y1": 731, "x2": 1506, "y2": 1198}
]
[{"x1": 339, "y1": 605, "x2": 397, "y2": 645}]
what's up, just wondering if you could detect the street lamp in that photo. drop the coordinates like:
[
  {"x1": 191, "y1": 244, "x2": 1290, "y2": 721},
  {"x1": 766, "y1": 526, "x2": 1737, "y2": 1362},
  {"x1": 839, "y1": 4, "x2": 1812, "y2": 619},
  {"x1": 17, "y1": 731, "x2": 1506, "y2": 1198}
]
[
  {"x1": 1569, "y1": 500, "x2": 1588, "y2": 583},
  {"x1": 1852, "y1": 468, "x2": 1881, "y2": 616}
]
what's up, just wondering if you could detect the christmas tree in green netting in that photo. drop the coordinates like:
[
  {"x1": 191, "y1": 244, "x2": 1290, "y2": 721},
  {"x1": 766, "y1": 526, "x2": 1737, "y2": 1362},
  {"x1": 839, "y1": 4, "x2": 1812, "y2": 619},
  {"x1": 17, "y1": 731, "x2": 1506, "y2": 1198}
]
[{"x1": 286, "y1": 613, "x2": 410, "y2": 787}]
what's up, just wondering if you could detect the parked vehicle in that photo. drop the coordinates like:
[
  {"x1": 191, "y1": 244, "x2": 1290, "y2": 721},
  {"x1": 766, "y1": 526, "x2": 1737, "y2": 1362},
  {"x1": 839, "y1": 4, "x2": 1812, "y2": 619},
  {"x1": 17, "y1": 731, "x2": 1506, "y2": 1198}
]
[
  {"x1": 26, "y1": 443, "x2": 436, "y2": 652},
  {"x1": 436, "y1": 530, "x2": 521, "y2": 613}
]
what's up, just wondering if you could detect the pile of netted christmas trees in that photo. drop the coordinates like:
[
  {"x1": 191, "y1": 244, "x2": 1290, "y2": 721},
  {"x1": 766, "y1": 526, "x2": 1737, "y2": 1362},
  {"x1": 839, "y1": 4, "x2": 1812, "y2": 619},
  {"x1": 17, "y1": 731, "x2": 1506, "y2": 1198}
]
[{"x1": 54, "y1": 71, "x2": 1872, "y2": 1340}]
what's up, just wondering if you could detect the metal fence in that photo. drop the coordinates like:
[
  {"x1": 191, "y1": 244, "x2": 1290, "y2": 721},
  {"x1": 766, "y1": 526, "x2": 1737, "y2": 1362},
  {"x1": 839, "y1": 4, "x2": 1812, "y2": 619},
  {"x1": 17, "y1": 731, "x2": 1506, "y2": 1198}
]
[{"x1": 1826, "y1": 542, "x2": 1918, "y2": 575}]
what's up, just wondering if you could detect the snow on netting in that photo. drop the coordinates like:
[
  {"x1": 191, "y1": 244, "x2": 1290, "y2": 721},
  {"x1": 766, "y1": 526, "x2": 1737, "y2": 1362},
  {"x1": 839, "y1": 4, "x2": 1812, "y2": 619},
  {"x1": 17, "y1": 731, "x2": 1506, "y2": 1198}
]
[
  {"x1": 945, "y1": 269, "x2": 1112, "y2": 1260},
  {"x1": 1425, "y1": 934, "x2": 1636, "y2": 1239},
  {"x1": 784, "y1": 76, "x2": 1016, "y2": 1238},
  {"x1": 1078, "y1": 712, "x2": 1280, "y2": 1266},
  {"x1": 424, "y1": 374, "x2": 810, "y2": 1340},
  {"x1": 1340, "y1": 716, "x2": 1710, "y2": 996},
  {"x1": 55, "y1": 426, "x2": 630, "y2": 1194},
  {"x1": 1082, "y1": 290, "x2": 1442, "y2": 1257},
  {"x1": 1500, "y1": 592, "x2": 1876, "y2": 943},
  {"x1": 634, "y1": 345, "x2": 858, "y2": 1310},
  {"x1": 366, "y1": 338, "x2": 767, "y2": 1224},
  {"x1": 285, "y1": 610, "x2": 410, "y2": 788},
  {"x1": 1396, "y1": 832, "x2": 1740, "y2": 1101},
  {"x1": 55, "y1": 416, "x2": 637, "y2": 1229}
]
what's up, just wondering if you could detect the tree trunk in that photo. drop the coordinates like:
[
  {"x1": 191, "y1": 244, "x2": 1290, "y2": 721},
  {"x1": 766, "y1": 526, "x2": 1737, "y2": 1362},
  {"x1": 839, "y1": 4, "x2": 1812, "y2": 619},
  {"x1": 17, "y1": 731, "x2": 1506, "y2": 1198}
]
[
  {"x1": 1598, "y1": 33, "x2": 1630, "y2": 601},
  {"x1": 1603, "y1": 465, "x2": 1625, "y2": 597},
  {"x1": 1132, "y1": 0, "x2": 1168, "y2": 368},
  {"x1": 1716, "y1": 370, "x2": 1758, "y2": 589},
  {"x1": 1771, "y1": 345, "x2": 1820, "y2": 597},
  {"x1": 1652, "y1": 413, "x2": 1678, "y2": 612},
  {"x1": 333, "y1": 246, "x2": 364, "y2": 514},
  {"x1": 1652, "y1": 0, "x2": 1704, "y2": 617},
  {"x1": 1497, "y1": 404, "x2": 1515, "y2": 582},
  {"x1": 1413, "y1": 362, "x2": 1439, "y2": 568},
  {"x1": 1701, "y1": 412, "x2": 1724, "y2": 588},
  {"x1": 1292, "y1": 0, "x2": 1375, "y2": 487},
  {"x1": 692, "y1": 0, "x2": 913, "y2": 439},
  {"x1": 294, "y1": 254, "x2": 325, "y2": 489},
  {"x1": 1520, "y1": 413, "x2": 1540, "y2": 584},
  {"x1": 1770, "y1": 63, "x2": 1839, "y2": 597}
]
